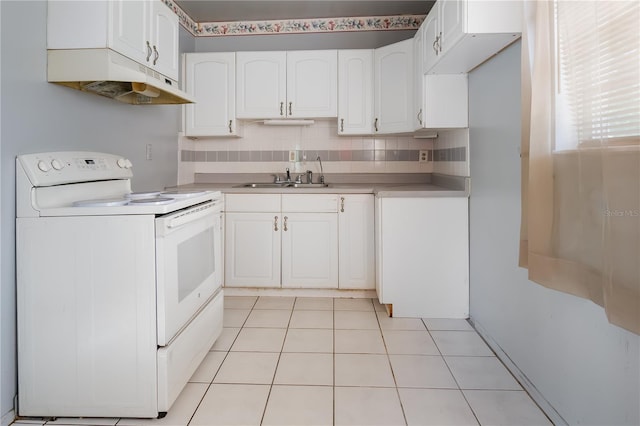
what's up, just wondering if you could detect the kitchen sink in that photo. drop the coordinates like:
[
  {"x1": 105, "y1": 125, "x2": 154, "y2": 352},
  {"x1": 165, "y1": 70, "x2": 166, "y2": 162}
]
[
  {"x1": 235, "y1": 183, "x2": 291, "y2": 188},
  {"x1": 234, "y1": 182, "x2": 329, "y2": 188}
]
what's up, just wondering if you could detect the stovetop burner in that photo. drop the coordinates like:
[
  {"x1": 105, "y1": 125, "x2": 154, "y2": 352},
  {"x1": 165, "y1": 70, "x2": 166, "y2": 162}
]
[
  {"x1": 72, "y1": 198, "x2": 130, "y2": 207},
  {"x1": 128, "y1": 197, "x2": 175, "y2": 205}
]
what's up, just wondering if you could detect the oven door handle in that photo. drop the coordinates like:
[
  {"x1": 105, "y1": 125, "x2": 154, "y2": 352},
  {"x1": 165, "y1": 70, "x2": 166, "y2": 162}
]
[{"x1": 166, "y1": 201, "x2": 218, "y2": 230}]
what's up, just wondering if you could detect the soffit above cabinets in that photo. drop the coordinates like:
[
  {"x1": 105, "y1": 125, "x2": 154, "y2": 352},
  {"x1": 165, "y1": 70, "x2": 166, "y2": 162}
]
[{"x1": 167, "y1": 0, "x2": 435, "y2": 36}]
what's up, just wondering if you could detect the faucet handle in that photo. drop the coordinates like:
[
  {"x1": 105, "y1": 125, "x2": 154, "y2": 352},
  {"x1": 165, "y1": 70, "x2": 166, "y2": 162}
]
[
  {"x1": 295, "y1": 174, "x2": 304, "y2": 184},
  {"x1": 272, "y1": 174, "x2": 282, "y2": 183}
]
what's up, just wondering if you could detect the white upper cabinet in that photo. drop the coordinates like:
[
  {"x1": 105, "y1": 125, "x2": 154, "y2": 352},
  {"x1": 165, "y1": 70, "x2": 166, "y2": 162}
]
[
  {"x1": 414, "y1": 25, "x2": 469, "y2": 130},
  {"x1": 337, "y1": 50, "x2": 374, "y2": 135},
  {"x1": 236, "y1": 50, "x2": 337, "y2": 119},
  {"x1": 374, "y1": 39, "x2": 414, "y2": 134},
  {"x1": 48, "y1": 0, "x2": 180, "y2": 81},
  {"x1": 236, "y1": 52, "x2": 287, "y2": 118},
  {"x1": 149, "y1": 0, "x2": 180, "y2": 80},
  {"x1": 183, "y1": 53, "x2": 237, "y2": 137},
  {"x1": 287, "y1": 51, "x2": 338, "y2": 118},
  {"x1": 424, "y1": 0, "x2": 522, "y2": 74}
]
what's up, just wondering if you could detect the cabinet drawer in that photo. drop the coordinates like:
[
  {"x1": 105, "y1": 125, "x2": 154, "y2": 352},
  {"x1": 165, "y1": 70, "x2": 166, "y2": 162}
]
[
  {"x1": 225, "y1": 194, "x2": 281, "y2": 212},
  {"x1": 282, "y1": 194, "x2": 339, "y2": 212}
]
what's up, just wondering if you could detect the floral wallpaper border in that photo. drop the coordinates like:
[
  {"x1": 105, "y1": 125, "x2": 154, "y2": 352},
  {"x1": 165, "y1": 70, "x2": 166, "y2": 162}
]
[{"x1": 161, "y1": 0, "x2": 424, "y2": 37}]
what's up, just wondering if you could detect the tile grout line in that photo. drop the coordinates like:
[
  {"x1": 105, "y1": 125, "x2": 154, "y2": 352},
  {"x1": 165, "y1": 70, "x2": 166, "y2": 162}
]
[{"x1": 376, "y1": 299, "x2": 409, "y2": 426}]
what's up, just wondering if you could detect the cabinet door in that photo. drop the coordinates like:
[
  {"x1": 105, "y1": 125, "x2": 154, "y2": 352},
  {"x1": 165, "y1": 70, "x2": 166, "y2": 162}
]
[
  {"x1": 281, "y1": 213, "x2": 338, "y2": 288},
  {"x1": 439, "y1": 0, "x2": 466, "y2": 55},
  {"x1": 109, "y1": 0, "x2": 150, "y2": 65},
  {"x1": 337, "y1": 50, "x2": 374, "y2": 135},
  {"x1": 413, "y1": 26, "x2": 426, "y2": 130},
  {"x1": 338, "y1": 195, "x2": 375, "y2": 289},
  {"x1": 150, "y1": 0, "x2": 180, "y2": 80},
  {"x1": 236, "y1": 52, "x2": 286, "y2": 118},
  {"x1": 286, "y1": 50, "x2": 338, "y2": 118},
  {"x1": 184, "y1": 53, "x2": 236, "y2": 136},
  {"x1": 374, "y1": 39, "x2": 414, "y2": 134},
  {"x1": 422, "y1": 4, "x2": 440, "y2": 73},
  {"x1": 225, "y1": 213, "x2": 281, "y2": 288}
]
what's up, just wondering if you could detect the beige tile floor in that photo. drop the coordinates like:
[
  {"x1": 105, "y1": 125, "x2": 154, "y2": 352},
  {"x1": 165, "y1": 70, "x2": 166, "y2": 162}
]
[{"x1": 13, "y1": 296, "x2": 552, "y2": 426}]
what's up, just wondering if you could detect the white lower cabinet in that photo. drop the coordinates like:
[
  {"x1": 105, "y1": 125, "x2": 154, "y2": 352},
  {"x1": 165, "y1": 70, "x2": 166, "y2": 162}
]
[
  {"x1": 376, "y1": 196, "x2": 469, "y2": 318},
  {"x1": 224, "y1": 193, "x2": 374, "y2": 290},
  {"x1": 338, "y1": 195, "x2": 375, "y2": 289},
  {"x1": 224, "y1": 212, "x2": 281, "y2": 288},
  {"x1": 281, "y1": 212, "x2": 338, "y2": 288}
]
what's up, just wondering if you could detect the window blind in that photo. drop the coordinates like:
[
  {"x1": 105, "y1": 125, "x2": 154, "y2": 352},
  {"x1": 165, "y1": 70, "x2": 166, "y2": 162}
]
[{"x1": 556, "y1": 1, "x2": 640, "y2": 146}]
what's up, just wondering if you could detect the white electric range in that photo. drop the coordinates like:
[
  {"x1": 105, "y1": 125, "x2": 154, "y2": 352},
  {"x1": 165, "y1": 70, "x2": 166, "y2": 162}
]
[{"x1": 16, "y1": 151, "x2": 224, "y2": 418}]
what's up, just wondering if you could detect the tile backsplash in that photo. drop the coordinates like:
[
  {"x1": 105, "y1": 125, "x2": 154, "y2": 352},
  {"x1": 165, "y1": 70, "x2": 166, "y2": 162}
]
[{"x1": 178, "y1": 119, "x2": 469, "y2": 185}]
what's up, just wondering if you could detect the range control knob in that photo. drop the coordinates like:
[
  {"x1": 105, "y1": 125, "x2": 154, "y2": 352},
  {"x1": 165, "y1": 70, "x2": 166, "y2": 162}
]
[
  {"x1": 51, "y1": 159, "x2": 64, "y2": 171},
  {"x1": 37, "y1": 160, "x2": 50, "y2": 172},
  {"x1": 117, "y1": 158, "x2": 127, "y2": 168},
  {"x1": 125, "y1": 159, "x2": 133, "y2": 169}
]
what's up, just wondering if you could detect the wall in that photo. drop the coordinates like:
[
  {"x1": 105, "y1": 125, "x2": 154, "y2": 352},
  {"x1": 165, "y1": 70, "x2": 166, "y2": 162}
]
[
  {"x1": 0, "y1": 1, "x2": 189, "y2": 422},
  {"x1": 468, "y1": 40, "x2": 640, "y2": 425}
]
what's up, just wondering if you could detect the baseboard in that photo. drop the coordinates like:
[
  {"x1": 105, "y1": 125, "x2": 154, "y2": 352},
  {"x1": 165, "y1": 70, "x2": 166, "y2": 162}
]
[
  {"x1": 1, "y1": 409, "x2": 15, "y2": 426},
  {"x1": 469, "y1": 318, "x2": 568, "y2": 426},
  {"x1": 223, "y1": 287, "x2": 376, "y2": 299}
]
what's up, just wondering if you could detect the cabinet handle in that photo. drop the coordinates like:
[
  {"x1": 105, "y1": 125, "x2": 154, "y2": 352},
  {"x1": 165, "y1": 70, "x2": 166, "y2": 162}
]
[
  {"x1": 374, "y1": 118, "x2": 379, "y2": 132},
  {"x1": 432, "y1": 37, "x2": 439, "y2": 55},
  {"x1": 146, "y1": 41, "x2": 152, "y2": 62},
  {"x1": 283, "y1": 216, "x2": 288, "y2": 232},
  {"x1": 274, "y1": 216, "x2": 278, "y2": 231},
  {"x1": 289, "y1": 102, "x2": 293, "y2": 116},
  {"x1": 417, "y1": 109, "x2": 423, "y2": 126},
  {"x1": 280, "y1": 102, "x2": 284, "y2": 116},
  {"x1": 340, "y1": 118, "x2": 344, "y2": 132},
  {"x1": 228, "y1": 120, "x2": 233, "y2": 133},
  {"x1": 340, "y1": 197, "x2": 345, "y2": 213},
  {"x1": 153, "y1": 45, "x2": 159, "y2": 65},
  {"x1": 438, "y1": 31, "x2": 443, "y2": 53}
]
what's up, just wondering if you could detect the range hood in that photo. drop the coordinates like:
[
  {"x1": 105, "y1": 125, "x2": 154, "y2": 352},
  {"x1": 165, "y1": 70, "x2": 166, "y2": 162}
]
[{"x1": 47, "y1": 49, "x2": 195, "y2": 105}]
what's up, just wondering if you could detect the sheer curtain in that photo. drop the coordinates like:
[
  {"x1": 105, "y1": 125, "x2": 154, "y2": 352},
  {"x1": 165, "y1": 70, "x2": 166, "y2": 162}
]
[{"x1": 520, "y1": 1, "x2": 640, "y2": 334}]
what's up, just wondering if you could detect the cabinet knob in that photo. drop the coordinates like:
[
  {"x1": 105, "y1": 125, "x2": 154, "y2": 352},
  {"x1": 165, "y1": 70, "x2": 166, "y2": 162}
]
[
  {"x1": 417, "y1": 109, "x2": 423, "y2": 126},
  {"x1": 289, "y1": 102, "x2": 293, "y2": 116},
  {"x1": 153, "y1": 45, "x2": 159, "y2": 65},
  {"x1": 146, "y1": 41, "x2": 152, "y2": 62},
  {"x1": 228, "y1": 120, "x2": 233, "y2": 133},
  {"x1": 283, "y1": 216, "x2": 288, "y2": 232},
  {"x1": 340, "y1": 118, "x2": 344, "y2": 132},
  {"x1": 374, "y1": 118, "x2": 379, "y2": 132},
  {"x1": 340, "y1": 197, "x2": 345, "y2": 213},
  {"x1": 274, "y1": 216, "x2": 279, "y2": 231},
  {"x1": 280, "y1": 102, "x2": 284, "y2": 116}
]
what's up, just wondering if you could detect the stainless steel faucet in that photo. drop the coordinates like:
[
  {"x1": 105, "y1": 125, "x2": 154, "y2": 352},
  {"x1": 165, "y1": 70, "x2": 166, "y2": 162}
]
[
  {"x1": 285, "y1": 167, "x2": 292, "y2": 182},
  {"x1": 306, "y1": 170, "x2": 313, "y2": 184},
  {"x1": 316, "y1": 155, "x2": 325, "y2": 184}
]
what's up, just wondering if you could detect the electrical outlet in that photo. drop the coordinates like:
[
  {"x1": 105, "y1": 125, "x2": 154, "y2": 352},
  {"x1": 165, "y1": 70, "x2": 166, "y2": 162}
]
[
  {"x1": 289, "y1": 150, "x2": 297, "y2": 162},
  {"x1": 419, "y1": 150, "x2": 428, "y2": 163},
  {"x1": 146, "y1": 144, "x2": 153, "y2": 160}
]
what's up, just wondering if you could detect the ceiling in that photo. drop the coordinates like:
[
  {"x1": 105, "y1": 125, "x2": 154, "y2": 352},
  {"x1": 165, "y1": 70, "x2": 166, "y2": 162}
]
[{"x1": 174, "y1": 1, "x2": 435, "y2": 22}]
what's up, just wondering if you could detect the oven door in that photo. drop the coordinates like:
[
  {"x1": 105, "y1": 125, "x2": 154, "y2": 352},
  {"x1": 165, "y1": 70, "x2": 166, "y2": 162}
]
[{"x1": 156, "y1": 200, "x2": 222, "y2": 346}]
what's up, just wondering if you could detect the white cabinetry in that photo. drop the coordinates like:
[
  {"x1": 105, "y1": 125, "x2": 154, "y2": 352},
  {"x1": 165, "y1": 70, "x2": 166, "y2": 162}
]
[
  {"x1": 424, "y1": 0, "x2": 522, "y2": 74},
  {"x1": 374, "y1": 39, "x2": 414, "y2": 134},
  {"x1": 376, "y1": 196, "x2": 469, "y2": 318},
  {"x1": 224, "y1": 194, "x2": 340, "y2": 289},
  {"x1": 183, "y1": 53, "x2": 237, "y2": 137},
  {"x1": 236, "y1": 51, "x2": 337, "y2": 119},
  {"x1": 338, "y1": 195, "x2": 375, "y2": 289},
  {"x1": 225, "y1": 195, "x2": 281, "y2": 288},
  {"x1": 414, "y1": 8, "x2": 468, "y2": 130},
  {"x1": 337, "y1": 50, "x2": 374, "y2": 135},
  {"x1": 48, "y1": 0, "x2": 180, "y2": 81}
]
